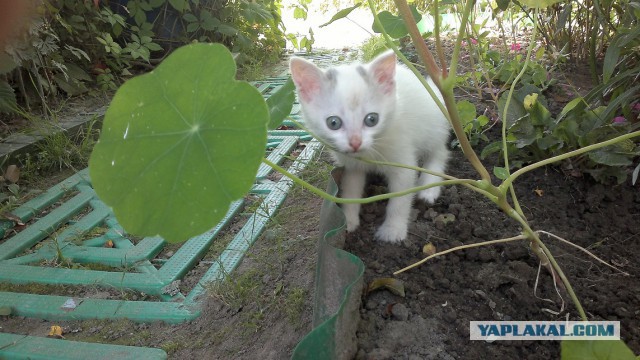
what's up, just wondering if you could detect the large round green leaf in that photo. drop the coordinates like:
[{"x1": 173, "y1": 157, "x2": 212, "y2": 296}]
[{"x1": 89, "y1": 43, "x2": 268, "y2": 243}]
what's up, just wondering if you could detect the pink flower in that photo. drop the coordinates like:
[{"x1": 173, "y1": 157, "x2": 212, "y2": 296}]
[
  {"x1": 463, "y1": 38, "x2": 477, "y2": 46},
  {"x1": 613, "y1": 116, "x2": 626, "y2": 124},
  {"x1": 632, "y1": 103, "x2": 640, "y2": 111},
  {"x1": 510, "y1": 43, "x2": 521, "y2": 51}
]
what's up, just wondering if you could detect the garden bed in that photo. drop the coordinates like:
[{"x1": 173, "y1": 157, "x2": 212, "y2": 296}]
[{"x1": 345, "y1": 138, "x2": 640, "y2": 359}]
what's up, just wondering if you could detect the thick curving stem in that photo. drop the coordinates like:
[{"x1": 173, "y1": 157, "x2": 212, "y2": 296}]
[{"x1": 392, "y1": 0, "x2": 492, "y2": 183}]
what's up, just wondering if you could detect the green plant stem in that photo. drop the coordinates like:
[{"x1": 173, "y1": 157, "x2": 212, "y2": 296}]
[
  {"x1": 357, "y1": 157, "x2": 498, "y2": 201},
  {"x1": 502, "y1": 130, "x2": 640, "y2": 190},
  {"x1": 433, "y1": 0, "x2": 448, "y2": 78},
  {"x1": 394, "y1": 234, "x2": 527, "y2": 275},
  {"x1": 392, "y1": 0, "x2": 491, "y2": 184},
  {"x1": 500, "y1": 6, "x2": 539, "y2": 219},
  {"x1": 445, "y1": 0, "x2": 475, "y2": 92},
  {"x1": 263, "y1": 158, "x2": 473, "y2": 204},
  {"x1": 366, "y1": 0, "x2": 449, "y2": 120}
]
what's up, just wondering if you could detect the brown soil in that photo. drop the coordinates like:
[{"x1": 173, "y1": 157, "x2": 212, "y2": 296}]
[{"x1": 345, "y1": 141, "x2": 640, "y2": 359}]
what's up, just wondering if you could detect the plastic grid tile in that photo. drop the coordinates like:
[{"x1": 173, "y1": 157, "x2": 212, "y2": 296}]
[{"x1": 0, "y1": 58, "x2": 333, "y2": 324}]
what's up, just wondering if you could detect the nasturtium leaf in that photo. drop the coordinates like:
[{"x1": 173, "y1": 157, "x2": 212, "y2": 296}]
[
  {"x1": 89, "y1": 43, "x2": 269, "y2": 243},
  {"x1": 320, "y1": 3, "x2": 362, "y2": 27},
  {"x1": 372, "y1": 6, "x2": 422, "y2": 39},
  {"x1": 266, "y1": 77, "x2": 296, "y2": 130},
  {"x1": 561, "y1": 339, "x2": 636, "y2": 360}
]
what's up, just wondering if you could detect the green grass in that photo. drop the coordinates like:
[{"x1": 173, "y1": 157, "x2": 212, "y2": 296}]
[{"x1": 360, "y1": 35, "x2": 391, "y2": 62}]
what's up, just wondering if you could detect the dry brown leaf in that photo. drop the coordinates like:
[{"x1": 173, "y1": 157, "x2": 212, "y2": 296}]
[
  {"x1": 4, "y1": 165, "x2": 19, "y2": 183},
  {"x1": 48, "y1": 325, "x2": 64, "y2": 338},
  {"x1": 367, "y1": 278, "x2": 405, "y2": 297},
  {"x1": 104, "y1": 240, "x2": 114, "y2": 248},
  {"x1": 1, "y1": 212, "x2": 24, "y2": 226},
  {"x1": 534, "y1": 188, "x2": 544, "y2": 197}
]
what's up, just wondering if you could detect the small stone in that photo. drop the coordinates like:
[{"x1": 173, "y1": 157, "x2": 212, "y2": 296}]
[
  {"x1": 365, "y1": 299, "x2": 377, "y2": 311},
  {"x1": 423, "y1": 208, "x2": 438, "y2": 220},
  {"x1": 443, "y1": 308, "x2": 457, "y2": 322},
  {"x1": 409, "y1": 208, "x2": 419, "y2": 222},
  {"x1": 448, "y1": 203, "x2": 463, "y2": 217},
  {"x1": 391, "y1": 303, "x2": 409, "y2": 321}
]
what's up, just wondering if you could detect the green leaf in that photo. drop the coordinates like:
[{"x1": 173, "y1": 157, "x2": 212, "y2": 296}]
[
  {"x1": 320, "y1": 3, "x2": 361, "y2": 27},
  {"x1": 456, "y1": 100, "x2": 477, "y2": 126},
  {"x1": 556, "y1": 97, "x2": 586, "y2": 122},
  {"x1": 89, "y1": 43, "x2": 269, "y2": 243},
  {"x1": 0, "y1": 80, "x2": 17, "y2": 113},
  {"x1": 493, "y1": 166, "x2": 509, "y2": 180},
  {"x1": 372, "y1": 6, "x2": 422, "y2": 39},
  {"x1": 293, "y1": 7, "x2": 307, "y2": 20},
  {"x1": 481, "y1": 141, "x2": 503, "y2": 159},
  {"x1": 632, "y1": 163, "x2": 640, "y2": 185},
  {"x1": 168, "y1": 0, "x2": 188, "y2": 12},
  {"x1": 603, "y1": 40, "x2": 620, "y2": 83},
  {"x1": 266, "y1": 77, "x2": 295, "y2": 130},
  {"x1": 519, "y1": 0, "x2": 564, "y2": 8},
  {"x1": 183, "y1": 13, "x2": 198, "y2": 22},
  {"x1": 561, "y1": 339, "x2": 636, "y2": 360},
  {"x1": 496, "y1": 0, "x2": 511, "y2": 10},
  {"x1": 588, "y1": 149, "x2": 633, "y2": 167}
]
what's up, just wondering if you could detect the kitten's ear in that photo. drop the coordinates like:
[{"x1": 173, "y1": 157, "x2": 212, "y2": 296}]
[
  {"x1": 289, "y1": 57, "x2": 324, "y2": 103},
  {"x1": 369, "y1": 51, "x2": 397, "y2": 95}
]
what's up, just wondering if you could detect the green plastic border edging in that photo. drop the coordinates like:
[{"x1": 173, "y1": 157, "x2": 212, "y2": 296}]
[{"x1": 292, "y1": 168, "x2": 365, "y2": 359}]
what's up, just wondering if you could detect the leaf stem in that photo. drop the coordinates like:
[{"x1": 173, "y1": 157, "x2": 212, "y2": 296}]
[
  {"x1": 263, "y1": 158, "x2": 473, "y2": 204},
  {"x1": 502, "y1": 130, "x2": 640, "y2": 190},
  {"x1": 394, "y1": 234, "x2": 527, "y2": 275},
  {"x1": 392, "y1": 0, "x2": 492, "y2": 183}
]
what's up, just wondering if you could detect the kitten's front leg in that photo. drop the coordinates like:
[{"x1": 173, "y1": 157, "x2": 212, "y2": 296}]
[
  {"x1": 375, "y1": 168, "x2": 415, "y2": 243},
  {"x1": 341, "y1": 168, "x2": 366, "y2": 232},
  {"x1": 417, "y1": 147, "x2": 450, "y2": 204}
]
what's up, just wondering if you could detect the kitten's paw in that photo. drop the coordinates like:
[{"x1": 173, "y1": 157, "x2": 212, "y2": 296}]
[
  {"x1": 375, "y1": 222, "x2": 407, "y2": 243},
  {"x1": 346, "y1": 217, "x2": 360, "y2": 232},
  {"x1": 418, "y1": 186, "x2": 442, "y2": 204}
]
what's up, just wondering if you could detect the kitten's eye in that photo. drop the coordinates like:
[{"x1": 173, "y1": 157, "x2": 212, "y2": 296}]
[
  {"x1": 364, "y1": 113, "x2": 379, "y2": 127},
  {"x1": 326, "y1": 116, "x2": 342, "y2": 130}
]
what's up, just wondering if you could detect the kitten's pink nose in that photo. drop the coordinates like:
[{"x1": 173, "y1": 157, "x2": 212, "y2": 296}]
[{"x1": 349, "y1": 136, "x2": 362, "y2": 151}]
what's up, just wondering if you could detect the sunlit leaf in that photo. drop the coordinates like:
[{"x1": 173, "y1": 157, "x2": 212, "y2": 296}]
[
  {"x1": 89, "y1": 43, "x2": 268, "y2": 243},
  {"x1": 266, "y1": 77, "x2": 296, "y2": 130},
  {"x1": 320, "y1": 3, "x2": 362, "y2": 27}
]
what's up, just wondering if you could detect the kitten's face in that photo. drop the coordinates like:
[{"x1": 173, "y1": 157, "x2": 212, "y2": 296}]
[{"x1": 290, "y1": 52, "x2": 397, "y2": 156}]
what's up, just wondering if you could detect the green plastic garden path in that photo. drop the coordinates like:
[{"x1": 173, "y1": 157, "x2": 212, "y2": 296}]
[{"x1": 0, "y1": 53, "x2": 364, "y2": 359}]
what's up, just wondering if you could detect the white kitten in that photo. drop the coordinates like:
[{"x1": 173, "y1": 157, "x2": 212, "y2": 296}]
[{"x1": 289, "y1": 51, "x2": 450, "y2": 243}]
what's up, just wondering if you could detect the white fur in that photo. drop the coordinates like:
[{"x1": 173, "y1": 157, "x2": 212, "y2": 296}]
[{"x1": 290, "y1": 51, "x2": 451, "y2": 243}]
